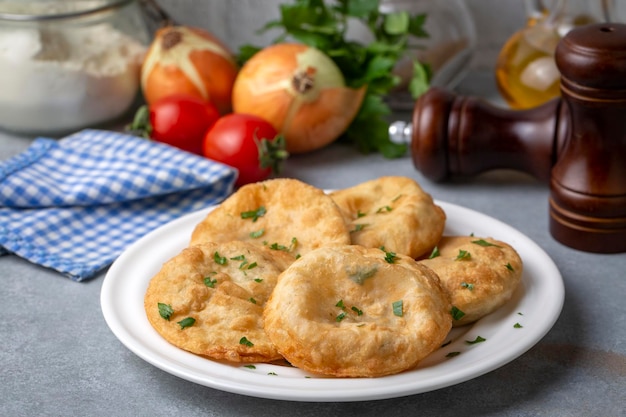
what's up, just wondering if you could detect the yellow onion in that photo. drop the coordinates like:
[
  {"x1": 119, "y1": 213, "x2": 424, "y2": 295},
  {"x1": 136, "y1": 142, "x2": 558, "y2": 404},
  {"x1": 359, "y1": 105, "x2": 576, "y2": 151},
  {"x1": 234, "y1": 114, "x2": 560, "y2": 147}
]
[
  {"x1": 141, "y1": 26, "x2": 238, "y2": 114},
  {"x1": 232, "y1": 43, "x2": 365, "y2": 153}
]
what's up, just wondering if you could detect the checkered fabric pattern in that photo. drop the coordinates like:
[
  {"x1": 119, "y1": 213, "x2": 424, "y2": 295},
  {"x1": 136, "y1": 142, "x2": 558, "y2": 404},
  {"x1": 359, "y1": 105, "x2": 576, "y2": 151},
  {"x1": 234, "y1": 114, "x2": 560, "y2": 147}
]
[{"x1": 0, "y1": 129, "x2": 237, "y2": 281}]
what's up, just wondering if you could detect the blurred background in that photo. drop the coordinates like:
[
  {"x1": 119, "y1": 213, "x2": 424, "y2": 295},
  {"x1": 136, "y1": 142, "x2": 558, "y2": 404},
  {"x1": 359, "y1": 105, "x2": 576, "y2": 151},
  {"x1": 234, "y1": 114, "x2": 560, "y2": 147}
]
[{"x1": 153, "y1": 0, "x2": 527, "y2": 72}]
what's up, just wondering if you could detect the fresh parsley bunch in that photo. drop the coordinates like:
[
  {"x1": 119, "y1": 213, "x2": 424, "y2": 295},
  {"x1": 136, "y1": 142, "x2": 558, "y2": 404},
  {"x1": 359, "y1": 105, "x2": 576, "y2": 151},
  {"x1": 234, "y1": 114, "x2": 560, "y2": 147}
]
[{"x1": 237, "y1": 0, "x2": 431, "y2": 158}]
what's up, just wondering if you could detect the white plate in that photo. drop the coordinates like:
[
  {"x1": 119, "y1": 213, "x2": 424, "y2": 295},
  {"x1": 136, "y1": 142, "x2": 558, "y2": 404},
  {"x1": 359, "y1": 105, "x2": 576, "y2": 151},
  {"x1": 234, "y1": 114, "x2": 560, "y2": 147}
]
[{"x1": 101, "y1": 200, "x2": 564, "y2": 402}]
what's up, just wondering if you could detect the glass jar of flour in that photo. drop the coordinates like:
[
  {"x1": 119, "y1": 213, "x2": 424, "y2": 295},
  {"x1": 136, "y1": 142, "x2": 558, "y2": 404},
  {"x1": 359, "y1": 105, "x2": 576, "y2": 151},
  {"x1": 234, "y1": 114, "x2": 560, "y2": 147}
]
[{"x1": 0, "y1": 0, "x2": 149, "y2": 135}]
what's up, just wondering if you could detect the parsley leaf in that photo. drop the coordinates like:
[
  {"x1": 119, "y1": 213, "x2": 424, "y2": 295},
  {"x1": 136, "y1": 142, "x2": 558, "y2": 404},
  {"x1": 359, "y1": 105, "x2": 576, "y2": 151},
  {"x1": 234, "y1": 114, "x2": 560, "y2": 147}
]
[
  {"x1": 241, "y1": 206, "x2": 266, "y2": 222},
  {"x1": 392, "y1": 300, "x2": 403, "y2": 317},
  {"x1": 466, "y1": 336, "x2": 487, "y2": 344},
  {"x1": 157, "y1": 303, "x2": 173, "y2": 321},
  {"x1": 428, "y1": 246, "x2": 440, "y2": 259},
  {"x1": 177, "y1": 317, "x2": 195, "y2": 329},
  {"x1": 472, "y1": 239, "x2": 502, "y2": 248},
  {"x1": 213, "y1": 251, "x2": 227, "y2": 265},
  {"x1": 450, "y1": 306, "x2": 465, "y2": 321},
  {"x1": 240, "y1": 336, "x2": 254, "y2": 347}
]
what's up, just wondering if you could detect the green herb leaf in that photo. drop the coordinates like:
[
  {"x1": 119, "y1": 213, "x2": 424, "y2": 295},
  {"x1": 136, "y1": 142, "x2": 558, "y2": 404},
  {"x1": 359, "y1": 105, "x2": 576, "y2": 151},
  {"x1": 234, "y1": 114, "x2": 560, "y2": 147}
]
[
  {"x1": 380, "y1": 246, "x2": 398, "y2": 264},
  {"x1": 392, "y1": 300, "x2": 403, "y2": 317},
  {"x1": 514, "y1": 322, "x2": 523, "y2": 328},
  {"x1": 336, "y1": 299, "x2": 345, "y2": 309},
  {"x1": 472, "y1": 239, "x2": 502, "y2": 248},
  {"x1": 336, "y1": 312, "x2": 347, "y2": 322},
  {"x1": 177, "y1": 317, "x2": 195, "y2": 329},
  {"x1": 243, "y1": 364, "x2": 257, "y2": 369},
  {"x1": 506, "y1": 263, "x2": 515, "y2": 272},
  {"x1": 460, "y1": 282, "x2": 474, "y2": 291},
  {"x1": 455, "y1": 249, "x2": 471, "y2": 261},
  {"x1": 249, "y1": 229, "x2": 265, "y2": 238},
  {"x1": 451, "y1": 306, "x2": 465, "y2": 321},
  {"x1": 240, "y1": 336, "x2": 254, "y2": 347},
  {"x1": 428, "y1": 246, "x2": 440, "y2": 259},
  {"x1": 241, "y1": 206, "x2": 266, "y2": 222},
  {"x1": 351, "y1": 306, "x2": 363, "y2": 316},
  {"x1": 157, "y1": 303, "x2": 173, "y2": 321},
  {"x1": 204, "y1": 277, "x2": 217, "y2": 288},
  {"x1": 446, "y1": 351, "x2": 461, "y2": 358},
  {"x1": 466, "y1": 336, "x2": 487, "y2": 344},
  {"x1": 213, "y1": 251, "x2": 227, "y2": 265}
]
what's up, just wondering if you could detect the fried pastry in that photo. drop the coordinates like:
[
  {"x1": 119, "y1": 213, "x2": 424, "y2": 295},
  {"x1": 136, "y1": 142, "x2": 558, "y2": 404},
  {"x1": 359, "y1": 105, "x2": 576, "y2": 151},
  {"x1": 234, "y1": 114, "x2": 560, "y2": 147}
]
[
  {"x1": 144, "y1": 241, "x2": 285, "y2": 363},
  {"x1": 190, "y1": 178, "x2": 351, "y2": 265},
  {"x1": 419, "y1": 236, "x2": 523, "y2": 326},
  {"x1": 263, "y1": 245, "x2": 452, "y2": 377},
  {"x1": 329, "y1": 176, "x2": 446, "y2": 259}
]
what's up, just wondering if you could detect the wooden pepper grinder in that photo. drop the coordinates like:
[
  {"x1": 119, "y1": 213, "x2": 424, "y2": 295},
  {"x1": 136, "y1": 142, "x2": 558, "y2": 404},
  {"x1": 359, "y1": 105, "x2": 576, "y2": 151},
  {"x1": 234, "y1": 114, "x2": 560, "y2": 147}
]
[{"x1": 398, "y1": 23, "x2": 626, "y2": 253}]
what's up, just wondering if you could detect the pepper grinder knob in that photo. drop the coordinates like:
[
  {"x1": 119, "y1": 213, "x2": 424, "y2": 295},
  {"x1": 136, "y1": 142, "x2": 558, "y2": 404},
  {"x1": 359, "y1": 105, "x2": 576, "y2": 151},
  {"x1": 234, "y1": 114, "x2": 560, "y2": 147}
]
[{"x1": 549, "y1": 23, "x2": 626, "y2": 253}]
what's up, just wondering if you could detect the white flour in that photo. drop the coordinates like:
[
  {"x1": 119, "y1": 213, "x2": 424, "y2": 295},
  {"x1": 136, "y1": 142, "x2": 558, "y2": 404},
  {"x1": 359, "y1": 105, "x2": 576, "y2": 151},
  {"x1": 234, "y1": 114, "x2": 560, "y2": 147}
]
[{"x1": 0, "y1": 20, "x2": 146, "y2": 134}]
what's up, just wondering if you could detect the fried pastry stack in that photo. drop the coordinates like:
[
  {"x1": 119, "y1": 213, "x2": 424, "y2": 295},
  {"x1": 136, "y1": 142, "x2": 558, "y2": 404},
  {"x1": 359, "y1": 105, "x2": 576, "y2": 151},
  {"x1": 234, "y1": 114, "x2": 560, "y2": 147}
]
[{"x1": 144, "y1": 176, "x2": 523, "y2": 378}]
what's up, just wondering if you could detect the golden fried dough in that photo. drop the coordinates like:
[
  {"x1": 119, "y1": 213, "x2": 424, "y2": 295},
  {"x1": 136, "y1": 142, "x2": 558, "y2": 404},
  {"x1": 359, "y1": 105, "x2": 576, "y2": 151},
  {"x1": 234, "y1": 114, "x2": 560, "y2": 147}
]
[
  {"x1": 419, "y1": 236, "x2": 523, "y2": 327},
  {"x1": 263, "y1": 245, "x2": 452, "y2": 377},
  {"x1": 329, "y1": 176, "x2": 446, "y2": 259},
  {"x1": 190, "y1": 178, "x2": 351, "y2": 265},
  {"x1": 144, "y1": 241, "x2": 285, "y2": 363}
]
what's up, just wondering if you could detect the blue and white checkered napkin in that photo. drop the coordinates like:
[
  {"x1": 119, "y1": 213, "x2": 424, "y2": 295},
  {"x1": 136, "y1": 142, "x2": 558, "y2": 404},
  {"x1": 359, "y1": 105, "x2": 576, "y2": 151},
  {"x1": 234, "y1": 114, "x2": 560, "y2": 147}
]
[{"x1": 0, "y1": 129, "x2": 237, "y2": 281}]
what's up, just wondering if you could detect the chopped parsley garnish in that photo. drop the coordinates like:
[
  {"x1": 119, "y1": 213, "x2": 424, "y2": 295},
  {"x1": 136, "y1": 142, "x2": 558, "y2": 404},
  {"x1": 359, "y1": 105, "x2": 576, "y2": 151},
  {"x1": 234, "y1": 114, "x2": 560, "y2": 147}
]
[
  {"x1": 240, "y1": 206, "x2": 266, "y2": 222},
  {"x1": 243, "y1": 364, "x2": 256, "y2": 369},
  {"x1": 268, "y1": 372, "x2": 277, "y2": 376},
  {"x1": 446, "y1": 351, "x2": 461, "y2": 358},
  {"x1": 335, "y1": 300, "x2": 345, "y2": 309},
  {"x1": 428, "y1": 246, "x2": 440, "y2": 259},
  {"x1": 460, "y1": 282, "x2": 474, "y2": 291},
  {"x1": 466, "y1": 336, "x2": 486, "y2": 344},
  {"x1": 392, "y1": 300, "x2": 403, "y2": 317},
  {"x1": 351, "y1": 224, "x2": 368, "y2": 232},
  {"x1": 472, "y1": 239, "x2": 501, "y2": 248},
  {"x1": 239, "y1": 336, "x2": 254, "y2": 347},
  {"x1": 356, "y1": 210, "x2": 367, "y2": 218},
  {"x1": 348, "y1": 265, "x2": 378, "y2": 284},
  {"x1": 505, "y1": 263, "x2": 515, "y2": 271},
  {"x1": 158, "y1": 303, "x2": 173, "y2": 320},
  {"x1": 351, "y1": 306, "x2": 363, "y2": 316},
  {"x1": 269, "y1": 237, "x2": 298, "y2": 252},
  {"x1": 213, "y1": 251, "x2": 227, "y2": 265},
  {"x1": 376, "y1": 205, "x2": 392, "y2": 213},
  {"x1": 455, "y1": 249, "x2": 471, "y2": 261},
  {"x1": 450, "y1": 306, "x2": 465, "y2": 320},
  {"x1": 249, "y1": 229, "x2": 265, "y2": 238},
  {"x1": 204, "y1": 277, "x2": 217, "y2": 288},
  {"x1": 336, "y1": 312, "x2": 347, "y2": 322},
  {"x1": 254, "y1": 278, "x2": 264, "y2": 283},
  {"x1": 177, "y1": 317, "x2": 195, "y2": 329},
  {"x1": 514, "y1": 323, "x2": 523, "y2": 328},
  {"x1": 380, "y1": 246, "x2": 398, "y2": 263},
  {"x1": 248, "y1": 297, "x2": 257, "y2": 304}
]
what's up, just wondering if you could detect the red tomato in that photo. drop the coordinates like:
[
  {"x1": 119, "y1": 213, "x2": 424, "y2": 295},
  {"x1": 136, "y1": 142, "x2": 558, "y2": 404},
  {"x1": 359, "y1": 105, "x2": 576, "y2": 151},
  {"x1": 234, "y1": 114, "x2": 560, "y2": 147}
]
[
  {"x1": 149, "y1": 94, "x2": 220, "y2": 155},
  {"x1": 203, "y1": 114, "x2": 287, "y2": 186}
]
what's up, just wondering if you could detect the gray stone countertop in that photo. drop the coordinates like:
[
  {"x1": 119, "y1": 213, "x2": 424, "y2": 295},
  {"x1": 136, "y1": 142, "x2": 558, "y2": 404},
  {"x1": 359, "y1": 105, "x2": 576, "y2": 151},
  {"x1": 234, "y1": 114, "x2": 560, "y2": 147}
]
[{"x1": 1, "y1": 72, "x2": 625, "y2": 417}]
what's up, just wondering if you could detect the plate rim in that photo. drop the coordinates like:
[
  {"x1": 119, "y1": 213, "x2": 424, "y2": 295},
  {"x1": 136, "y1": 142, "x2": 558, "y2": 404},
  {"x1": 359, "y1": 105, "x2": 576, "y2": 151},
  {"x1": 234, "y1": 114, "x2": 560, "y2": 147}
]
[{"x1": 100, "y1": 200, "x2": 564, "y2": 402}]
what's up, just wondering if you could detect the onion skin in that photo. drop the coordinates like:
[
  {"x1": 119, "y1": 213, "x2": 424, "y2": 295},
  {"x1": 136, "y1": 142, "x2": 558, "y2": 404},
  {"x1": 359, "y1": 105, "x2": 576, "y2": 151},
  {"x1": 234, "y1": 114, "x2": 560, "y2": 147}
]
[
  {"x1": 141, "y1": 26, "x2": 238, "y2": 114},
  {"x1": 232, "y1": 43, "x2": 365, "y2": 153}
]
